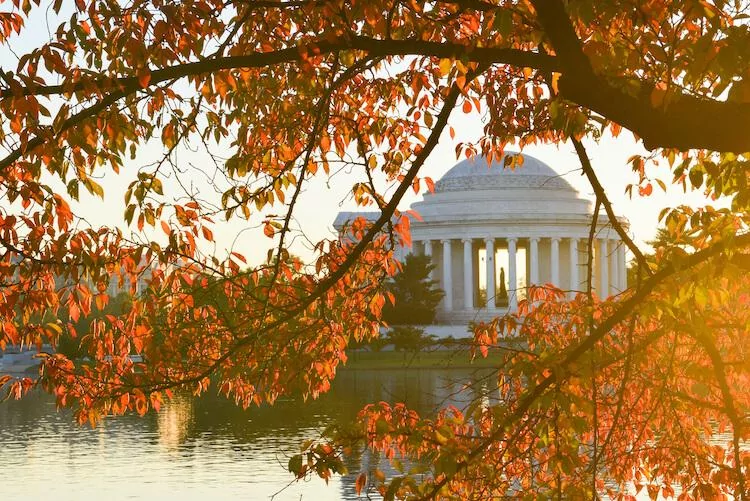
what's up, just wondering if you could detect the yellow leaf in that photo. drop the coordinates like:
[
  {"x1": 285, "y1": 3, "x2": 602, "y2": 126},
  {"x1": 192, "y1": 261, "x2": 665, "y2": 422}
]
[
  {"x1": 439, "y1": 58, "x2": 452, "y2": 76},
  {"x1": 551, "y1": 72, "x2": 561, "y2": 94}
]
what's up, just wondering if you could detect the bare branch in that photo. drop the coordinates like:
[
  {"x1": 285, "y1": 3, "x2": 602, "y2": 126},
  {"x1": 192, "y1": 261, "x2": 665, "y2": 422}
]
[
  {"x1": 419, "y1": 230, "x2": 750, "y2": 499},
  {"x1": 571, "y1": 137, "x2": 651, "y2": 276}
]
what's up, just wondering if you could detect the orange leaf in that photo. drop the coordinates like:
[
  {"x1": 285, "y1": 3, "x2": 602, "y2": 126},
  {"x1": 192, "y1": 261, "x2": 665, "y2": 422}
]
[
  {"x1": 609, "y1": 122, "x2": 622, "y2": 138},
  {"x1": 69, "y1": 302, "x2": 80, "y2": 323},
  {"x1": 231, "y1": 251, "x2": 247, "y2": 264},
  {"x1": 320, "y1": 134, "x2": 331, "y2": 152},
  {"x1": 161, "y1": 220, "x2": 171, "y2": 235},
  {"x1": 650, "y1": 82, "x2": 667, "y2": 108},
  {"x1": 462, "y1": 100, "x2": 472, "y2": 113},
  {"x1": 10, "y1": 115, "x2": 22, "y2": 133}
]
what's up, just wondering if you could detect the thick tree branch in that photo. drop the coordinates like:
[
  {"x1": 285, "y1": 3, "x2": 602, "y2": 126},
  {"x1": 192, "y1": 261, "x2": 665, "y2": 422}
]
[
  {"x1": 6, "y1": 16, "x2": 750, "y2": 155},
  {"x1": 0, "y1": 37, "x2": 556, "y2": 99},
  {"x1": 531, "y1": 0, "x2": 750, "y2": 152},
  {"x1": 0, "y1": 38, "x2": 552, "y2": 174}
]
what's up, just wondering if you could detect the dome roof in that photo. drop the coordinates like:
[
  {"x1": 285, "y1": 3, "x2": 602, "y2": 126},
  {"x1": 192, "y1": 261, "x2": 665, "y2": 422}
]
[
  {"x1": 435, "y1": 152, "x2": 576, "y2": 193},
  {"x1": 335, "y1": 151, "x2": 606, "y2": 237}
]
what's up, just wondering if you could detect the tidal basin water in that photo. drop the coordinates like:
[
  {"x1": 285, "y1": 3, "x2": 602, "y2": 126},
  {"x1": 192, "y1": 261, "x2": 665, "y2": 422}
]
[{"x1": 0, "y1": 367, "x2": 496, "y2": 500}]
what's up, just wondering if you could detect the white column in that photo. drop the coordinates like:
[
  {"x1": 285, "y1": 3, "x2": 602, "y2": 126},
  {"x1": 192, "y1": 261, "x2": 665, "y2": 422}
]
[
  {"x1": 550, "y1": 237, "x2": 560, "y2": 287},
  {"x1": 569, "y1": 238, "x2": 579, "y2": 298},
  {"x1": 442, "y1": 239, "x2": 453, "y2": 312},
  {"x1": 609, "y1": 241, "x2": 618, "y2": 295},
  {"x1": 618, "y1": 244, "x2": 627, "y2": 290},
  {"x1": 462, "y1": 238, "x2": 473, "y2": 309},
  {"x1": 599, "y1": 238, "x2": 609, "y2": 298},
  {"x1": 507, "y1": 237, "x2": 517, "y2": 311},
  {"x1": 423, "y1": 240, "x2": 433, "y2": 280},
  {"x1": 485, "y1": 237, "x2": 496, "y2": 310},
  {"x1": 529, "y1": 237, "x2": 539, "y2": 285}
]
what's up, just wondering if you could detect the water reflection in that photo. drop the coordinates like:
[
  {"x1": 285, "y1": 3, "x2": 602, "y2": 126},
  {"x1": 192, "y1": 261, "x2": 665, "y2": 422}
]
[
  {"x1": 0, "y1": 368, "x2": 496, "y2": 500},
  {"x1": 157, "y1": 396, "x2": 192, "y2": 452}
]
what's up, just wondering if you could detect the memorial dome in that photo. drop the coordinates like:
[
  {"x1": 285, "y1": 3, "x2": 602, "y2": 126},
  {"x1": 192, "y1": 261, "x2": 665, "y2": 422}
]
[
  {"x1": 435, "y1": 152, "x2": 578, "y2": 194},
  {"x1": 412, "y1": 152, "x2": 590, "y2": 223}
]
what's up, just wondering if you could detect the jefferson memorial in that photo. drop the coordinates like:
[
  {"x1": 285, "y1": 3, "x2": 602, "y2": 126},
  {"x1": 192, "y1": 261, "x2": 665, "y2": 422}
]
[{"x1": 335, "y1": 152, "x2": 628, "y2": 325}]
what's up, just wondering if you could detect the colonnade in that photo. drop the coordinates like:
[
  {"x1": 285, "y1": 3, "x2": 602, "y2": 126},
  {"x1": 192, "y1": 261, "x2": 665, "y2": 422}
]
[{"x1": 413, "y1": 236, "x2": 627, "y2": 312}]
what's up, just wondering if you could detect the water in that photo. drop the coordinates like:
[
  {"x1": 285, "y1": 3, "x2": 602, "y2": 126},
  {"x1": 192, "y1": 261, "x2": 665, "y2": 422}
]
[
  {"x1": 2, "y1": 367, "x2": 743, "y2": 501},
  {"x1": 0, "y1": 368, "x2": 496, "y2": 500}
]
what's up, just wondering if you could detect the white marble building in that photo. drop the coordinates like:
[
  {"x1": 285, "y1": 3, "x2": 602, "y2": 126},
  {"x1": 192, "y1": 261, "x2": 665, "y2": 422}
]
[{"x1": 335, "y1": 152, "x2": 628, "y2": 325}]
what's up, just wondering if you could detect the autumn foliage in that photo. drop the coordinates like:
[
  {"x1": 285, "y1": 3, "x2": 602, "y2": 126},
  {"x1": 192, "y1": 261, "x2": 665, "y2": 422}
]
[{"x1": 1, "y1": 0, "x2": 750, "y2": 499}]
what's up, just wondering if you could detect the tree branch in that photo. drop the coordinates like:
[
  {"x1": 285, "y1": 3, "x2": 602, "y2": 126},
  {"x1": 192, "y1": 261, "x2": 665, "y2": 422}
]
[
  {"x1": 571, "y1": 137, "x2": 651, "y2": 276},
  {"x1": 136, "y1": 66, "x2": 489, "y2": 394},
  {"x1": 419, "y1": 230, "x2": 750, "y2": 499},
  {"x1": 0, "y1": 37, "x2": 557, "y2": 99},
  {"x1": 0, "y1": 38, "x2": 553, "y2": 174},
  {"x1": 690, "y1": 321, "x2": 747, "y2": 500},
  {"x1": 531, "y1": 0, "x2": 750, "y2": 152}
]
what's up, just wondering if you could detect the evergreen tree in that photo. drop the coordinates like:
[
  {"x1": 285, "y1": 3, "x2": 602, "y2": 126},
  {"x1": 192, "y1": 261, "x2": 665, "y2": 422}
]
[{"x1": 381, "y1": 255, "x2": 444, "y2": 325}]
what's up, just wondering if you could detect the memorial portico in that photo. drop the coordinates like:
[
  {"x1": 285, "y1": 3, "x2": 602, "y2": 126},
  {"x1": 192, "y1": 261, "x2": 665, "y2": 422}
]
[{"x1": 335, "y1": 152, "x2": 630, "y2": 325}]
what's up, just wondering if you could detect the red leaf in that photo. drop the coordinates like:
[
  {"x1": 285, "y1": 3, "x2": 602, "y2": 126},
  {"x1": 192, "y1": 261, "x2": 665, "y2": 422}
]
[
  {"x1": 355, "y1": 472, "x2": 367, "y2": 495},
  {"x1": 138, "y1": 68, "x2": 152, "y2": 88},
  {"x1": 406, "y1": 209, "x2": 423, "y2": 222}
]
